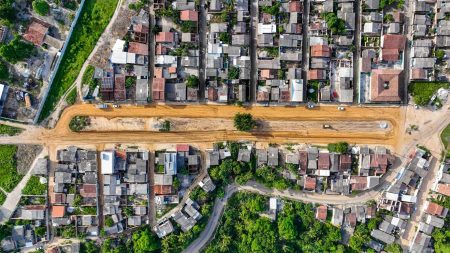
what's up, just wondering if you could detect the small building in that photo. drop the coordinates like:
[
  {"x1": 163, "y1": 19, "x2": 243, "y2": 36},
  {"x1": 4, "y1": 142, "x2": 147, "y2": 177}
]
[
  {"x1": 315, "y1": 205, "x2": 327, "y2": 221},
  {"x1": 199, "y1": 175, "x2": 216, "y2": 192}
]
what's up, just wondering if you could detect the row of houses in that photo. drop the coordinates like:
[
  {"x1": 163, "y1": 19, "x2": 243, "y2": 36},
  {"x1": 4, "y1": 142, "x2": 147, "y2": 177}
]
[
  {"x1": 100, "y1": 149, "x2": 150, "y2": 235},
  {"x1": 97, "y1": 10, "x2": 150, "y2": 103},
  {"x1": 205, "y1": 144, "x2": 393, "y2": 194},
  {"x1": 308, "y1": 0, "x2": 355, "y2": 103},
  {"x1": 51, "y1": 147, "x2": 99, "y2": 237},
  {"x1": 153, "y1": 0, "x2": 201, "y2": 102},
  {"x1": 256, "y1": 0, "x2": 304, "y2": 104}
]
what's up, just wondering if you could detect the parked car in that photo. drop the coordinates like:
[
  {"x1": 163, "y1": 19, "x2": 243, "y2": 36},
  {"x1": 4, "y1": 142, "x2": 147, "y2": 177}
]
[
  {"x1": 337, "y1": 106, "x2": 345, "y2": 111},
  {"x1": 96, "y1": 104, "x2": 108, "y2": 109},
  {"x1": 322, "y1": 124, "x2": 331, "y2": 129},
  {"x1": 113, "y1": 104, "x2": 120, "y2": 108}
]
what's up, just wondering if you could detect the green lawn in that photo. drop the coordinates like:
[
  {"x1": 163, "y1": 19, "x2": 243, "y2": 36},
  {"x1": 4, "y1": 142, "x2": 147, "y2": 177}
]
[
  {"x1": 22, "y1": 176, "x2": 47, "y2": 195},
  {"x1": 409, "y1": 82, "x2": 450, "y2": 106},
  {"x1": 0, "y1": 124, "x2": 23, "y2": 136},
  {"x1": 38, "y1": 0, "x2": 119, "y2": 122},
  {"x1": 441, "y1": 124, "x2": 450, "y2": 150},
  {"x1": 0, "y1": 145, "x2": 22, "y2": 192}
]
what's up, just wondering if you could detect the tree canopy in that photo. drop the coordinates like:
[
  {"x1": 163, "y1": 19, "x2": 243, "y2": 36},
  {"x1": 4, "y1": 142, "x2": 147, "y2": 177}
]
[
  {"x1": 33, "y1": 0, "x2": 50, "y2": 16},
  {"x1": 322, "y1": 12, "x2": 346, "y2": 34},
  {"x1": 233, "y1": 113, "x2": 256, "y2": 131},
  {"x1": 132, "y1": 228, "x2": 161, "y2": 253},
  {"x1": 0, "y1": 61, "x2": 9, "y2": 80},
  {"x1": 0, "y1": 37, "x2": 36, "y2": 63}
]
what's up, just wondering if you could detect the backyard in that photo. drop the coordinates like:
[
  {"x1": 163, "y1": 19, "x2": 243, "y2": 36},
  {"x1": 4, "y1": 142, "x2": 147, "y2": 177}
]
[{"x1": 38, "y1": 0, "x2": 119, "y2": 122}]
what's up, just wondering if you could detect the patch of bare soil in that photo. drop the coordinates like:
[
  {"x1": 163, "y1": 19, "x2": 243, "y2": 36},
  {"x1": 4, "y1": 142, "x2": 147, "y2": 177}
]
[{"x1": 16, "y1": 145, "x2": 43, "y2": 175}]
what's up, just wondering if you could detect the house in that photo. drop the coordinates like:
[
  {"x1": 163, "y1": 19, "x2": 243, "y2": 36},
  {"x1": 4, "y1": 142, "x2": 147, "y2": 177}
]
[
  {"x1": 350, "y1": 176, "x2": 367, "y2": 191},
  {"x1": 331, "y1": 208, "x2": 344, "y2": 226},
  {"x1": 199, "y1": 175, "x2": 216, "y2": 192},
  {"x1": 238, "y1": 149, "x2": 251, "y2": 163},
  {"x1": 101, "y1": 151, "x2": 115, "y2": 174},
  {"x1": 52, "y1": 206, "x2": 66, "y2": 218},
  {"x1": 425, "y1": 202, "x2": 448, "y2": 217},
  {"x1": 315, "y1": 205, "x2": 327, "y2": 221},
  {"x1": 436, "y1": 183, "x2": 450, "y2": 196},
  {"x1": 318, "y1": 153, "x2": 330, "y2": 170},
  {"x1": 310, "y1": 45, "x2": 331, "y2": 57},
  {"x1": 365, "y1": 0, "x2": 379, "y2": 10},
  {"x1": 154, "y1": 219, "x2": 174, "y2": 238},
  {"x1": 345, "y1": 212, "x2": 357, "y2": 227},
  {"x1": 425, "y1": 214, "x2": 445, "y2": 228},
  {"x1": 370, "y1": 69, "x2": 403, "y2": 103},
  {"x1": 304, "y1": 176, "x2": 316, "y2": 191},
  {"x1": 370, "y1": 229, "x2": 395, "y2": 244},
  {"x1": 268, "y1": 147, "x2": 279, "y2": 167},
  {"x1": 155, "y1": 32, "x2": 175, "y2": 43},
  {"x1": 381, "y1": 34, "x2": 406, "y2": 62},
  {"x1": 23, "y1": 20, "x2": 49, "y2": 46},
  {"x1": 206, "y1": 150, "x2": 220, "y2": 168},
  {"x1": 256, "y1": 149, "x2": 268, "y2": 166},
  {"x1": 180, "y1": 10, "x2": 198, "y2": 22},
  {"x1": 410, "y1": 232, "x2": 431, "y2": 253}
]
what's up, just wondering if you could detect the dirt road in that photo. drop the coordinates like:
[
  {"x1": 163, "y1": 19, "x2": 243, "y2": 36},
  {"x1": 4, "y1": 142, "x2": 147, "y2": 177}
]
[{"x1": 23, "y1": 104, "x2": 400, "y2": 148}]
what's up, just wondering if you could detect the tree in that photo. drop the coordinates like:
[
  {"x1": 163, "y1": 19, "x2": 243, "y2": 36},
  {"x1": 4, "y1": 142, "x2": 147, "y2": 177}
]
[
  {"x1": 159, "y1": 120, "x2": 171, "y2": 132},
  {"x1": 0, "y1": 37, "x2": 36, "y2": 63},
  {"x1": 228, "y1": 66, "x2": 240, "y2": 79},
  {"x1": 186, "y1": 75, "x2": 199, "y2": 88},
  {"x1": 125, "y1": 76, "x2": 135, "y2": 88},
  {"x1": 385, "y1": 243, "x2": 402, "y2": 253},
  {"x1": 233, "y1": 113, "x2": 256, "y2": 131},
  {"x1": 32, "y1": 0, "x2": 50, "y2": 16},
  {"x1": 105, "y1": 217, "x2": 114, "y2": 227},
  {"x1": 278, "y1": 215, "x2": 298, "y2": 240},
  {"x1": 322, "y1": 12, "x2": 346, "y2": 34},
  {"x1": 0, "y1": 0, "x2": 16, "y2": 23},
  {"x1": 435, "y1": 49, "x2": 445, "y2": 61},
  {"x1": 132, "y1": 228, "x2": 161, "y2": 252},
  {"x1": 218, "y1": 33, "x2": 231, "y2": 44},
  {"x1": 81, "y1": 241, "x2": 99, "y2": 253},
  {"x1": 327, "y1": 142, "x2": 349, "y2": 153},
  {"x1": 0, "y1": 61, "x2": 9, "y2": 80}
]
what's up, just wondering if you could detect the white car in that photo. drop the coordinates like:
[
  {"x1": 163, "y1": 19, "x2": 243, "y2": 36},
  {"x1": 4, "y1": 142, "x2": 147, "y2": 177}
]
[
  {"x1": 337, "y1": 106, "x2": 345, "y2": 111},
  {"x1": 113, "y1": 104, "x2": 120, "y2": 108}
]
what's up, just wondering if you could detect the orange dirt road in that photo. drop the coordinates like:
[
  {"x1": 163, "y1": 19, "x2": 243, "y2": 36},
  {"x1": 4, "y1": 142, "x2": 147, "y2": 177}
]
[{"x1": 2, "y1": 104, "x2": 402, "y2": 149}]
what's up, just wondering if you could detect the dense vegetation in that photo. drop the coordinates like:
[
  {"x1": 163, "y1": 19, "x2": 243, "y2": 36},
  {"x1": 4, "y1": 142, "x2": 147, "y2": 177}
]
[
  {"x1": 0, "y1": 60, "x2": 9, "y2": 80},
  {"x1": 322, "y1": 12, "x2": 346, "y2": 34},
  {"x1": 233, "y1": 113, "x2": 256, "y2": 131},
  {"x1": 39, "y1": 0, "x2": 119, "y2": 122},
  {"x1": 186, "y1": 75, "x2": 199, "y2": 88},
  {"x1": 22, "y1": 176, "x2": 47, "y2": 195},
  {"x1": 380, "y1": 0, "x2": 404, "y2": 9},
  {"x1": 0, "y1": 0, "x2": 16, "y2": 25},
  {"x1": 32, "y1": 0, "x2": 50, "y2": 16},
  {"x1": 0, "y1": 124, "x2": 23, "y2": 136},
  {"x1": 327, "y1": 142, "x2": 349, "y2": 154},
  {"x1": 409, "y1": 82, "x2": 449, "y2": 106},
  {"x1": 0, "y1": 37, "x2": 36, "y2": 63},
  {"x1": 431, "y1": 195, "x2": 450, "y2": 252},
  {"x1": 69, "y1": 116, "x2": 90, "y2": 132},
  {"x1": 0, "y1": 145, "x2": 22, "y2": 192},
  {"x1": 204, "y1": 192, "x2": 346, "y2": 253}
]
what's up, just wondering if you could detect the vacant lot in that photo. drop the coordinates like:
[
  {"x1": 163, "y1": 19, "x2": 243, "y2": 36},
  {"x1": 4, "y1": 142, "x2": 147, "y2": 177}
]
[
  {"x1": 38, "y1": 0, "x2": 119, "y2": 122},
  {"x1": 0, "y1": 145, "x2": 22, "y2": 192},
  {"x1": 22, "y1": 176, "x2": 47, "y2": 195},
  {"x1": 409, "y1": 82, "x2": 449, "y2": 106}
]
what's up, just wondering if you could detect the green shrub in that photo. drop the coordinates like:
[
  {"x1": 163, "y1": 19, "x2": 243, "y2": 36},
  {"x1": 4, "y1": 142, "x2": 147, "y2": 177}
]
[
  {"x1": 228, "y1": 67, "x2": 240, "y2": 79},
  {"x1": 69, "y1": 116, "x2": 90, "y2": 132},
  {"x1": 0, "y1": 190, "x2": 6, "y2": 205},
  {"x1": 322, "y1": 12, "x2": 346, "y2": 34},
  {"x1": 22, "y1": 176, "x2": 47, "y2": 195},
  {"x1": 105, "y1": 216, "x2": 114, "y2": 227},
  {"x1": 32, "y1": 0, "x2": 50, "y2": 16},
  {"x1": 186, "y1": 75, "x2": 199, "y2": 88},
  {"x1": 66, "y1": 88, "x2": 77, "y2": 105},
  {"x1": 38, "y1": 0, "x2": 119, "y2": 122}
]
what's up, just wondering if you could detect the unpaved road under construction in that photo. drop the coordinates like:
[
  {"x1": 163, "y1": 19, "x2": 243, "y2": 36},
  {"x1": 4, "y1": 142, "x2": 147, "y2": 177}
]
[{"x1": 0, "y1": 104, "x2": 404, "y2": 149}]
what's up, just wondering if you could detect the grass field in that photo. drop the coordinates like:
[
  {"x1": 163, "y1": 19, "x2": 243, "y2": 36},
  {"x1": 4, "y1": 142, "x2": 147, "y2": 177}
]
[
  {"x1": 0, "y1": 124, "x2": 23, "y2": 136},
  {"x1": 38, "y1": 0, "x2": 119, "y2": 122},
  {"x1": 22, "y1": 176, "x2": 47, "y2": 195},
  {"x1": 0, "y1": 145, "x2": 22, "y2": 192}
]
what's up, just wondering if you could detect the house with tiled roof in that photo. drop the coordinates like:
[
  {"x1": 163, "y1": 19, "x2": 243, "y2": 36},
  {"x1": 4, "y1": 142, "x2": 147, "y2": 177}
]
[
  {"x1": 381, "y1": 34, "x2": 406, "y2": 62},
  {"x1": 369, "y1": 69, "x2": 403, "y2": 103}
]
